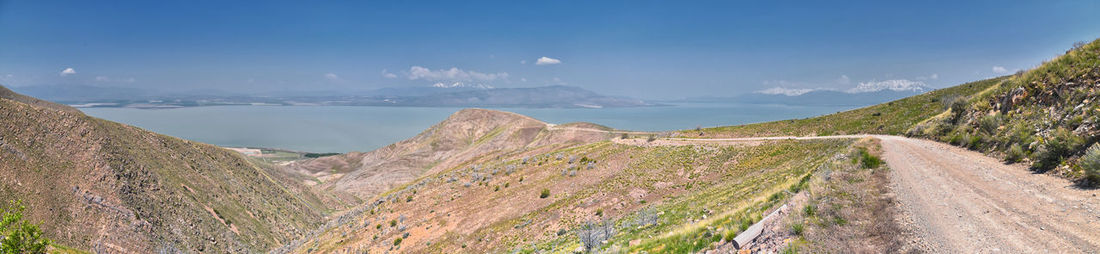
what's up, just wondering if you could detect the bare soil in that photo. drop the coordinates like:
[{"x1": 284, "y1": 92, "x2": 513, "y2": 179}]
[{"x1": 880, "y1": 136, "x2": 1100, "y2": 253}]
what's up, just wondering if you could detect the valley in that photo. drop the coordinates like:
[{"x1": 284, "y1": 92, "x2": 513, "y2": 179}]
[{"x1": 1, "y1": 34, "x2": 1098, "y2": 254}]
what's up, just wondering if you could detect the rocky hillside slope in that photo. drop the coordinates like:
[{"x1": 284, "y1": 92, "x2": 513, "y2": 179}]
[
  {"x1": 284, "y1": 134, "x2": 856, "y2": 253},
  {"x1": 0, "y1": 86, "x2": 326, "y2": 252},
  {"x1": 278, "y1": 108, "x2": 612, "y2": 205},
  {"x1": 910, "y1": 38, "x2": 1100, "y2": 184}
]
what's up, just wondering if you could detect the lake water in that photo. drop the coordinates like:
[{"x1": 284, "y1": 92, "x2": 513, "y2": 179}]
[{"x1": 81, "y1": 103, "x2": 858, "y2": 153}]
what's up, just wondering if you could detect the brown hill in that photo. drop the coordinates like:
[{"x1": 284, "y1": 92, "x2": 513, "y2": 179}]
[
  {"x1": 0, "y1": 86, "x2": 325, "y2": 252},
  {"x1": 279, "y1": 108, "x2": 612, "y2": 204},
  {"x1": 0, "y1": 84, "x2": 80, "y2": 113}
]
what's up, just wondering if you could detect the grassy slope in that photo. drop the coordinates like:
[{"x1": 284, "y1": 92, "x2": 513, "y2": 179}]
[
  {"x1": 687, "y1": 77, "x2": 1004, "y2": 138},
  {"x1": 0, "y1": 97, "x2": 325, "y2": 252},
  {"x1": 290, "y1": 137, "x2": 860, "y2": 253},
  {"x1": 911, "y1": 38, "x2": 1100, "y2": 183}
]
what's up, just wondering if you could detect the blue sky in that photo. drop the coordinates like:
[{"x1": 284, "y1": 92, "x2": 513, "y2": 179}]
[{"x1": 1, "y1": 1, "x2": 1098, "y2": 99}]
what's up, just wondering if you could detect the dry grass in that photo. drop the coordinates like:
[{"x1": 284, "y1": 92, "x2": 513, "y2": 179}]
[{"x1": 787, "y1": 138, "x2": 910, "y2": 253}]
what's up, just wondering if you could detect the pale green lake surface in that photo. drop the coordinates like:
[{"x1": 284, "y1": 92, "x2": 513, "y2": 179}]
[{"x1": 81, "y1": 103, "x2": 857, "y2": 153}]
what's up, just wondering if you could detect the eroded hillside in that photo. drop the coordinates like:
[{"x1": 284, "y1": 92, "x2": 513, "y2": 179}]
[{"x1": 0, "y1": 86, "x2": 326, "y2": 252}]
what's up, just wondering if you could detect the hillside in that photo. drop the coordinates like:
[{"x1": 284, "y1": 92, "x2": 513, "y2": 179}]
[
  {"x1": 283, "y1": 134, "x2": 865, "y2": 253},
  {"x1": 688, "y1": 77, "x2": 1004, "y2": 138},
  {"x1": 687, "y1": 38, "x2": 1100, "y2": 184},
  {"x1": 275, "y1": 108, "x2": 613, "y2": 205},
  {"x1": 0, "y1": 85, "x2": 82, "y2": 114},
  {"x1": 0, "y1": 86, "x2": 327, "y2": 252},
  {"x1": 910, "y1": 38, "x2": 1100, "y2": 184}
]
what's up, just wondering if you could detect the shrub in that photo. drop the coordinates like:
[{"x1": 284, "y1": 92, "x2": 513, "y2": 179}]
[
  {"x1": 1005, "y1": 143, "x2": 1026, "y2": 163},
  {"x1": 1079, "y1": 143, "x2": 1100, "y2": 185},
  {"x1": 966, "y1": 133, "x2": 983, "y2": 150},
  {"x1": 539, "y1": 189, "x2": 550, "y2": 199},
  {"x1": 1032, "y1": 128, "x2": 1084, "y2": 171},
  {"x1": 737, "y1": 216, "x2": 753, "y2": 232},
  {"x1": 723, "y1": 230, "x2": 736, "y2": 243},
  {"x1": 789, "y1": 223, "x2": 804, "y2": 236},
  {"x1": 393, "y1": 237, "x2": 402, "y2": 246},
  {"x1": 577, "y1": 220, "x2": 615, "y2": 252},
  {"x1": 1, "y1": 200, "x2": 51, "y2": 254},
  {"x1": 858, "y1": 148, "x2": 883, "y2": 169},
  {"x1": 947, "y1": 96, "x2": 969, "y2": 123},
  {"x1": 634, "y1": 208, "x2": 659, "y2": 227},
  {"x1": 802, "y1": 205, "x2": 816, "y2": 217},
  {"x1": 947, "y1": 132, "x2": 964, "y2": 145},
  {"x1": 595, "y1": 209, "x2": 603, "y2": 217}
]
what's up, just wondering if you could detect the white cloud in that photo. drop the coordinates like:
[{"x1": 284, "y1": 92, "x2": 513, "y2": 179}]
[
  {"x1": 757, "y1": 87, "x2": 817, "y2": 96},
  {"x1": 992, "y1": 66, "x2": 1009, "y2": 74},
  {"x1": 60, "y1": 67, "x2": 76, "y2": 76},
  {"x1": 847, "y1": 79, "x2": 928, "y2": 93},
  {"x1": 95, "y1": 76, "x2": 109, "y2": 81},
  {"x1": 406, "y1": 66, "x2": 508, "y2": 82},
  {"x1": 916, "y1": 73, "x2": 939, "y2": 80},
  {"x1": 324, "y1": 73, "x2": 341, "y2": 81},
  {"x1": 535, "y1": 56, "x2": 562, "y2": 65},
  {"x1": 520, "y1": 60, "x2": 527, "y2": 65},
  {"x1": 836, "y1": 75, "x2": 851, "y2": 84},
  {"x1": 520, "y1": 78, "x2": 527, "y2": 82},
  {"x1": 432, "y1": 82, "x2": 493, "y2": 89},
  {"x1": 381, "y1": 69, "x2": 397, "y2": 79},
  {"x1": 759, "y1": 77, "x2": 929, "y2": 96}
]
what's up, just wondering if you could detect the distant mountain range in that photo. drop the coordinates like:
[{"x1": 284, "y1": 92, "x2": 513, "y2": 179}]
[
  {"x1": 8, "y1": 84, "x2": 657, "y2": 109},
  {"x1": 677, "y1": 88, "x2": 928, "y2": 106}
]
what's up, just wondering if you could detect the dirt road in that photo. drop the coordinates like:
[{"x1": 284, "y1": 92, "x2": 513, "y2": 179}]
[
  {"x1": 879, "y1": 135, "x2": 1100, "y2": 253},
  {"x1": 654, "y1": 135, "x2": 1100, "y2": 253}
]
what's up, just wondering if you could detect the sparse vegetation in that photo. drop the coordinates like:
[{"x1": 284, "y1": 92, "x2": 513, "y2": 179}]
[
  {"x1": 1079, "y1": 143, "x2": 1100, "y2": 184},
  {"x1": 857, "y1": 148, "x2": 883, "y2": 169},
  {"x1": 1005, "y1": 143, "x2": 1026, "y2": 163},
  {"x1": 912, "y1": 38, "x2": 1100, "y2": 184},
  {"x1": 785, "y1": 139, "x2": 905, "y2": 253},
  {"x1": 790, "y1": 223, "x2": 804, "y2": 236},
  {"x1": 576, "y1": 220, "x2": 615, "y2": 253},
  {"x1": 690, "y1": 77, "x2": 1004, "y2": 137},
  {"x1": 1031, "y1": 128, "x2": 1084, "y2": 172}
]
